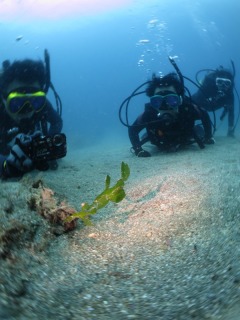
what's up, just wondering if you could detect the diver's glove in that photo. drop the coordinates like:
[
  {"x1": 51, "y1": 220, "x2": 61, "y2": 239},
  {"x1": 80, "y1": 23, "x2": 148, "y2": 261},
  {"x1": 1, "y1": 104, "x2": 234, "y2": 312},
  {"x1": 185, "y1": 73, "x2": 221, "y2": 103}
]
[
  {"x1": 3, "y1": 145, "x2": 33, "y2": 177},
  {"x1": 134, "y1": 147, "x2": 151, "y2": 157},
  {"x1": 2, "y1": 132, "x2": 41, "y2": 177},
  {"x1": 204, "y1": 137, "x2": 215, "y2": 145},
  {"x1": 227, "y1": 128, "x2": 235, "y2": 138},
  {"x1": 48, "y1": 160, "x2": 58, "y2": 170}
]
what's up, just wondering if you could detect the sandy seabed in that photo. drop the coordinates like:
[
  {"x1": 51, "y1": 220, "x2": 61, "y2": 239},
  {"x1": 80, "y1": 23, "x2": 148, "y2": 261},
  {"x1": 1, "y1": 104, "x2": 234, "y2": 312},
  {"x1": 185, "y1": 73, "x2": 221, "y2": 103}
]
[{"x1": 0, "y1": 135, "x2": 240, "y2": 320}]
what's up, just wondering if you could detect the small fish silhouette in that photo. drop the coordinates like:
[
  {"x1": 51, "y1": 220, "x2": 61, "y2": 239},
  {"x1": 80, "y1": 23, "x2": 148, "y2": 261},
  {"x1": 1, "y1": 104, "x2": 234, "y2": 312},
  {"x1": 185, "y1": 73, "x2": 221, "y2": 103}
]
[{"x1": 16, "y1": 35, "x2": 23, "y2": 42}]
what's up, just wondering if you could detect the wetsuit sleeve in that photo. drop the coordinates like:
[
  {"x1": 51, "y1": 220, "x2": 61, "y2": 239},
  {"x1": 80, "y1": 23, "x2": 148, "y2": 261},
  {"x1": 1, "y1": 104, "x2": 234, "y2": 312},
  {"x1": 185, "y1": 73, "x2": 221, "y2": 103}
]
[
  {"x1": 227, "y1": 93, "x2": 234, "y2": 130},
  {"x1": 0, "y1": 154, "x2": 6, "y2": 178},
  {"x1": 193, "y1": 104, "x2": 213, "y2": 139},
  {"x1": 192, "y1": 73, "x2": 217, "y2": 110},
  {"x1": 128, "y1": 113, "x2": 146, "y2": 150},
  {"x1": 45, "y1": 100, "x2": 63, "y2": 135}
]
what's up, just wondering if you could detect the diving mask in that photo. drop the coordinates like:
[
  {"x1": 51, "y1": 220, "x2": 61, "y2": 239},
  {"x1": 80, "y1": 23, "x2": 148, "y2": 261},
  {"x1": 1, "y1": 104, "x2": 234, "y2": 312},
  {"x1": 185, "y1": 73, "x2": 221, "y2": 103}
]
[
  {"x1": 216, "y1": 77, "x2": 232, "y2": 91},
  {"x1": 6, "y1": 91, "x2": 47, "y2": 115},
  {"x1": 150, "y1": 93, "x2": 181, "y2": 112}
]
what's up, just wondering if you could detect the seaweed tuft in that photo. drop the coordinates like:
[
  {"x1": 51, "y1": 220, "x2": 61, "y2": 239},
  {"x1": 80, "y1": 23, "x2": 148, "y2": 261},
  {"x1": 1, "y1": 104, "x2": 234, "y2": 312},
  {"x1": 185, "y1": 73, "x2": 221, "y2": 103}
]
[{"x1": 65, "y1": 162, "x2": 130, "y2": 225}]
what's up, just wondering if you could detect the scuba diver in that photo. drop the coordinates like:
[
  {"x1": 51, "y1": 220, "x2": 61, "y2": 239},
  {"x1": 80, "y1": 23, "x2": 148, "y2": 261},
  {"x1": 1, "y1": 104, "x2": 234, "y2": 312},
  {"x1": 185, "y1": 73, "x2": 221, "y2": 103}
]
[
  {"x1": 192, "y1": 65, "x2": 236, "y2": 137},
  {"x1": 0, "y1": 50, "x2": 65, "y2": 178},
  {"x1": 119, "y1": 57, "x2": 214, "y2": 157}
]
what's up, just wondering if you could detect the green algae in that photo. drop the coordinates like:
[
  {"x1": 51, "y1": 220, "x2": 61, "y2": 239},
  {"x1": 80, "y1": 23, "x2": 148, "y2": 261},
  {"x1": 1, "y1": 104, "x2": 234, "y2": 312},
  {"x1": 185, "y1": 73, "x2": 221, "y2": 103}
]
[{"x1": 65, "y1": 162, "x2": 130, "y2": 225}]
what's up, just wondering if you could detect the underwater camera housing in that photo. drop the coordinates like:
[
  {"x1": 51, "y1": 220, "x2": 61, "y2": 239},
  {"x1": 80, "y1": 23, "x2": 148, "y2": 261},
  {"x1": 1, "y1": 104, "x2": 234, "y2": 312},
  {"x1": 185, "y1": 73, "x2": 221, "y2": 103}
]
[{"x1": 18, "y1": 133, "x2": 67, "y2": 162}]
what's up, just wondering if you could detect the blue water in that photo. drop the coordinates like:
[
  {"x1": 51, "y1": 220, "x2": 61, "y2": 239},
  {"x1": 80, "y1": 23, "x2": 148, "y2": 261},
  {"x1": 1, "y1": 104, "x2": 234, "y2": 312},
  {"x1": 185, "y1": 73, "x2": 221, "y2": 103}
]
[{"x1": 1, "y1": 0, "x2": 239, "y2": 148}]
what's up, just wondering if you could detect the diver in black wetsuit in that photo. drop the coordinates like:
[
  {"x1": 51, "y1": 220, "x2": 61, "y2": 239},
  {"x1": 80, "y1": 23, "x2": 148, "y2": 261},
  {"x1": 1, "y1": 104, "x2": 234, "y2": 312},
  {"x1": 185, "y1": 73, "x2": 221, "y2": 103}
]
[
  {"x1": 0, "y1": 56, "x2": 63, "y2": 178},
  {"x1": 128, "y1": 72, "x2": 214, "y2": 157},
  {"x1": 192, "y1": 67, "x2": 235, "y2": 137}
]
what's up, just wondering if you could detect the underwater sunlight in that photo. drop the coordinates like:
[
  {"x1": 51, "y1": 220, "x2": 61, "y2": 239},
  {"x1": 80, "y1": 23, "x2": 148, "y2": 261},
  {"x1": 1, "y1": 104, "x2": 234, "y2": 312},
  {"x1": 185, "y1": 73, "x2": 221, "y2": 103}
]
[{"x1": 0, "y1": 0, "x2": 134, "y2": 21}]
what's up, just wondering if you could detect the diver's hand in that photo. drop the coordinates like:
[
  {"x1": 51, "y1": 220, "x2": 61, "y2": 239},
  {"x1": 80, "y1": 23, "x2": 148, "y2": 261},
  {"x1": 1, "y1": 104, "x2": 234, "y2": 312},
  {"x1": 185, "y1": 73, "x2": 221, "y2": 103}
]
[
  {"x1": 2, "y1": 131, "x2": 42, "y2": 177},
  {"x1": 15, "y1": 131, "x2": 41, "y2": 148},
  {"x1": 48, "y1": 160, "x2": 58, "y2": 170},
  {"x1": 204, "y1": 137, "x2": 215, "y2": 145},
  {"x1": 3, "y1": 144, "x2": 34, "y2": 177},
  {"x1": 134, "y1": 147, "x2": 151, "y2": 157},
  {"x1": 227, "y1": 129, "x2": 235, "y2": 138}
]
